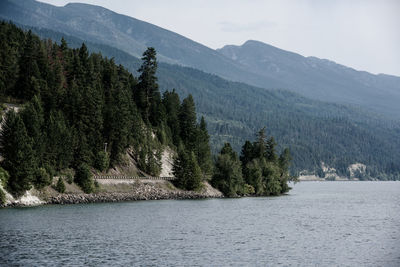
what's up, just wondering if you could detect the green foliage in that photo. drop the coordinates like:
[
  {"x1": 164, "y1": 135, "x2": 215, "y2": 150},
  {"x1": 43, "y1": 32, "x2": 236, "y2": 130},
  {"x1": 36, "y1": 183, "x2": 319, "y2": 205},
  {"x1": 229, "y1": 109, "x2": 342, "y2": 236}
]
[
  {"x1": 243, "y1": 184, "x2": 255, "y2": 195},
  {"x1": 34, "y1": 167, "x2": 51, "y2": 189},
  {"x1": 0, "y1": 167, "x2": 10, "y2": 188},
  {"x1": 211, "y1": 144, "x2": 244, "y2": 197},
  {"x1": 74, "y1": 163, "x2": 94, "y2": 193},
  {"x1": 0, "y1": 110, "x2": 36, "y2": 197},
  {"x1": 239, "y1": 129, "x2": 292, "y2": 196},
  {"x1": 45, "y1": 110, "x2": 74, "y2": 170},
  {"x1": 179, "y1": 95, "x2": 197, "y2": 152},
  {"x1": 135, "y1": 47, "x2": 160, "y2": 125},
  {"x1": 25, "y1": 24, "x2": 400, "y2": 179},
  {"x1": 55, "y1": 177, "x2": 66, "y2": 193},
  {"x1": 0, "y1": 23, "x2": 214, "y2": 195},
  {"x1": 14, "y1": 30, "x2": 44, "y2": 100},
  {"x1": 94, "y1": 151, "x2": 110, "y2": 172},
  {"x1": 21, "y1": 96, "x2": 45, "y2": 163},
  {"x1": 186, "y1": 152, "x2": 203, "y2": 191},
  {"x1": 245, "y1": 159, "x2": 264, "y2": 195},
  {"x1": 162, "y1": 89, "x2": 181, "y2": 146},
  {"x1": 196, "y1": 117, "x2": 213, "y2": 176},
  {"x1": 66, "y1": 173, "x2": 74, "y2": 184},
  {"x1": 173, "y1": 149, "x2": 203, "y2": 191}
]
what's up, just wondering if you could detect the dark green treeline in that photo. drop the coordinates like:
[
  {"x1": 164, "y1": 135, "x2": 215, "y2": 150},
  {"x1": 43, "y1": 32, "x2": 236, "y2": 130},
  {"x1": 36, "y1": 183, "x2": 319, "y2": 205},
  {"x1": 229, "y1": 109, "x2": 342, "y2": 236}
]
[
  {"x1": 0, "y1": 22, "x2": 213, "y2": 196},
  {"x1": 211, "y1": 128, "x2": 294, "y2": 197},
  {"x1": 0, "y1": 22, "x2": 292, "y2": 198}
]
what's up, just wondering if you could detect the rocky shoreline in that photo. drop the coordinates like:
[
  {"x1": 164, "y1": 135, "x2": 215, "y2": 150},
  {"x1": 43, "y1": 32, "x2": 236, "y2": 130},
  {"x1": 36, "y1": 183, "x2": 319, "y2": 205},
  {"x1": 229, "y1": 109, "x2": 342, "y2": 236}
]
[
  {"x1": 1, "y1": 181, "x2": 223, "y2": 207},
  {"x1": 47, "y1": 191, "x2": 218, "y2": 205}
]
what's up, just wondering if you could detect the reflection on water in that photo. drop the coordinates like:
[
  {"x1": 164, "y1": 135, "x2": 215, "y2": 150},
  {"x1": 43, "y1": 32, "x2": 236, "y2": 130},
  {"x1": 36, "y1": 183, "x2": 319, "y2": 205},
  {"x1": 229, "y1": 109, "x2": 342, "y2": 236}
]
[{"x1": 1, "y1": 181, "x2": 399, "y2": 266}]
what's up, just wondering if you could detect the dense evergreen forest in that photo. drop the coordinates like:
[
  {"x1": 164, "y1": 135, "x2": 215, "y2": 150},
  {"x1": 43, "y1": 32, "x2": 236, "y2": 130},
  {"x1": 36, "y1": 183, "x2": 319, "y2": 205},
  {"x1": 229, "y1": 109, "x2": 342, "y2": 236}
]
[
  {"x1": 0, "y1": 22, "x2": 293, "y2": 199},
  {"x1": 19, "y1": 23, "x2": 400, "y2": 180},
  {"x1": 0, "y1": 22, "x2": 213, "y2": 196}
]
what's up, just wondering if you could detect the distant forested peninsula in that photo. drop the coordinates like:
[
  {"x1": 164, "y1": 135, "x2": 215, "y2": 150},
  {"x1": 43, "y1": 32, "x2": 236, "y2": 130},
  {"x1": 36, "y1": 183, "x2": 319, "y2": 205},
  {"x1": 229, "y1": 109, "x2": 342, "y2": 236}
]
[{"x1": 0, "y1": 22, "x2": 294, "y2": 205}]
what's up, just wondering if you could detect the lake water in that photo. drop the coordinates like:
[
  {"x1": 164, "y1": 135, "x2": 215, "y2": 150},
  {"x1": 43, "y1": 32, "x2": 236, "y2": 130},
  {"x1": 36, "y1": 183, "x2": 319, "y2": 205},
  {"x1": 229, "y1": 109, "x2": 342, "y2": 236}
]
[{"x1": 1, "y1": 181, "x2": 399, "y2": 266}]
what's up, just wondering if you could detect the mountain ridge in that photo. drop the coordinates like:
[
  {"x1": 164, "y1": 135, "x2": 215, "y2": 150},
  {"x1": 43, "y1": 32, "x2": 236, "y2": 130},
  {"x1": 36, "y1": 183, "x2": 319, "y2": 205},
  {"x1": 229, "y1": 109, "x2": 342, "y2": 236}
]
[
  {"x1": 218, "y1": 39, "x2": 400, "y2": 118},
  {"x1": 1, "y1": 1, "x2": 400, "y2": 178},
  {"x1": 2, "y1": 0, "x2": 399, "y2": 119}
]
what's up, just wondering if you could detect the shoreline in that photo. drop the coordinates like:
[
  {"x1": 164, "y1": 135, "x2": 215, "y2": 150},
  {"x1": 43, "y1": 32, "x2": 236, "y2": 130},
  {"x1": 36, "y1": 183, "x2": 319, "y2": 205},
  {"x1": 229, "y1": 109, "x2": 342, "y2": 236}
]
[
  {"x1": 1, "y1": 180, "x2": 224, "y2": 208},
  {"x1": 48, "y1": 190, "x2": 222, "y2": 206},
  {"x1": 2, "y1": 192, "x2": 220, "y2": 208}
]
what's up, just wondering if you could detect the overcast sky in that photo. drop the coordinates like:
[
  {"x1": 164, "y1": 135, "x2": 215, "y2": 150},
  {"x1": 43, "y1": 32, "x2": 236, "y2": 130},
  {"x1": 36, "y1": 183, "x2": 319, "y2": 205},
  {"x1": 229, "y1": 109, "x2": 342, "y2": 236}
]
[{"x1": 39, "y1": 0, "x2": 400, "y2": 76}]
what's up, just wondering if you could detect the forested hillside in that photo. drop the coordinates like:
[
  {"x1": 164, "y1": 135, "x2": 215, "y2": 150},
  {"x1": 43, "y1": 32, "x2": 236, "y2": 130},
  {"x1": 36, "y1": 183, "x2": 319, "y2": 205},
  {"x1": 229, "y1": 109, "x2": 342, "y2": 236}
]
[
  {"x1": 2, "y1": 0, "x2": 400, "y2": 119},
  {"x1": 218, "y1": 40, "x2": 400, "y2": 118},
  {"x1": 0, "y1": 22, "x2": 294, "y2": 200},
  {"x1": 0, "y1": 22, "x2": 214, "y2": 196},
  {"x1": 17, "y1": 23, "x2": 400, "y2": 180}
]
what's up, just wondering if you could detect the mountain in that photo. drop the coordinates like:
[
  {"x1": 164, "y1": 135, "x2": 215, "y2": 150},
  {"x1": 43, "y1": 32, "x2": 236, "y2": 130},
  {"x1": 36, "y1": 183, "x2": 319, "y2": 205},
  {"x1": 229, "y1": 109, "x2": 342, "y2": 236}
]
[
  {"x1": 1, "y1": 1, "x2": 400, "y2": 178},
  {"x1": 218, "y1": 40, "x2": 400, "y2": 118},
  {"x1": 0, "y1": 0, "x2": 267, "y2": 87},
  {"x1": 12, "y1": 23, "x2": 400, "y2": 179},
  {"x1": 1, "y1": 0, "x2": 400, "y2": 119}
]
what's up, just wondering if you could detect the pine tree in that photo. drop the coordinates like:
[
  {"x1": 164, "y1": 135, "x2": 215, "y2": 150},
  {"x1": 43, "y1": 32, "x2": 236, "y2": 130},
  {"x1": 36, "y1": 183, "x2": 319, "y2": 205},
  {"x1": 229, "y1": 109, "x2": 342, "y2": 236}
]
[
  {"x1": 55, "y1": 177, "x2": 66, "y2": 193},
  {"x1": 0, "y1": 22, "x2": 20, "y2": 96},
  {"x1": 266, "y1": 136, "x2": 278, "y2": 162},
  {"x1": 240, "y1": 140, "x2": 254, "y2": 182},
  {"x1": 179, "y1": 94, "x2": 197, "y2": 151},
  {"x1": 172, "y1": 149, "x2": 202, "y2": 190},
  {"x1": 81, "y1": 82, "x2": 104, "y2": 159},
  {"x1": 21, "y1": 96, "x2": 45, "y2": 166},
  {"x1": 245, "y1": 159, "x2": 264, "y2": 195},
  {"x1": 212, "y1": 142, "x2": 244, "y2": 197},
  {"x1": 162, "y1": 89, "x2": 181, "y2": 146},
  {"x1": 172, "y1": 148, "x2": 189, "y2": 189},
  {"x1": 135, "y1": 47, "x2": 160, "y2": 124},
  {"x1": 220, "y1": 142, "x2": 237, "y2": 160},
  {"x1": 239, "y1": 128, "x2": 292, "y2": 196},
  {"x1": 14, "y1": 30, "x2": 42, "y2": 100},
  {"x1": 60, "y1": 37, "x2": 68, "y2": 52},
  {"x1": 74, "y1": 163, "x2": 94, "y2": 193},
  {"x1": 254, "y1": 127, "x2": 267, "y2": 159},
  {"x1": 262, "y1": 160, "x2": 282, "y2": 195},
  {"x1": 195, "y1": 117, "x2": 213, "y2": 176},
  {"x1": 45, "y1": 110, "x2": 74, "y2": 170},
  {"x1": 34, "y1": 167, "x2": 51, "y2": 189},
  {"x1": 186, "y1": 152, "x2": 203, "y2": 191},
  {"x1": 240, "y1": 140, "x2": 254, "y2": 167},
  {"x1": 108, "y1": 86, "x2": 132, "y2": 165},
  {"x1": 0, "y1": 110, "x2": 37, "y2": 196}
]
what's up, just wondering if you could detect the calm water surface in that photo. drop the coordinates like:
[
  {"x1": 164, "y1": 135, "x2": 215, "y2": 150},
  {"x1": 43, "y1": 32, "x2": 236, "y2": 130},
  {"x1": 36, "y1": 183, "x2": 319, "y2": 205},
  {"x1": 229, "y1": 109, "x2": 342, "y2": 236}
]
[{"x1": 1, "y1": 181, "x2": 399, "y2": 266}]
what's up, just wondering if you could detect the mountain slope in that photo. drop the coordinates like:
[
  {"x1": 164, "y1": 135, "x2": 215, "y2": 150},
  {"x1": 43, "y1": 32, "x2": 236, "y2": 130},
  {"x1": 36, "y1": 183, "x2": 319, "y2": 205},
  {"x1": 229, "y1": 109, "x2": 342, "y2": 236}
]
[
  {"x1": 218, "y1": 40, "x2": 400, "y2": 118},
  {"x1": 20, "y1": 24, "x2": 400, "y2": 179},
  {"x1": 0, "y1": 0, "x2": 267, "y2": 87},
  {"x1": 2, "y1": 0, "x2": 400, "y2": 119}
]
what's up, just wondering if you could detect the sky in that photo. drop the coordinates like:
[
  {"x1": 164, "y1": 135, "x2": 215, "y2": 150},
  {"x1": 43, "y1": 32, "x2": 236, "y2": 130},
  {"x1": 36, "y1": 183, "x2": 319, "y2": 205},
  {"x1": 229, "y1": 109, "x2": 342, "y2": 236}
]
[{"x1": 39, "y1": 0, "x2": 400, "y2": 76}]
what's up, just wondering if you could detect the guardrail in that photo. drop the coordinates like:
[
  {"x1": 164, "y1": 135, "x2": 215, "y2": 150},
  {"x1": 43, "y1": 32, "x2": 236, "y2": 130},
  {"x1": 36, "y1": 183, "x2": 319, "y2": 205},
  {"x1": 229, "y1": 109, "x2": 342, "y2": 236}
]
[{"x1": 94, "y1": 175, "x2": 175, "y2": 181}]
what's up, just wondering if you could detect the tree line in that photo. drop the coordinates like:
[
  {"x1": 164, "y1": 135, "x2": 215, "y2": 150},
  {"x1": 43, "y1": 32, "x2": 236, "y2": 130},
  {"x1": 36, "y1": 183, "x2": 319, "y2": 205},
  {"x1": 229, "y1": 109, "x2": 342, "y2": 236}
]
[
  {"x1": 212, "y1": 128, "x2": 294, "y2": 197},
  {"x1": 25, "y1": 24, "x2": 400, "y2": 180},
  {"x1": 0, "y1": 22, "x2": 292, "y2": 198}
]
